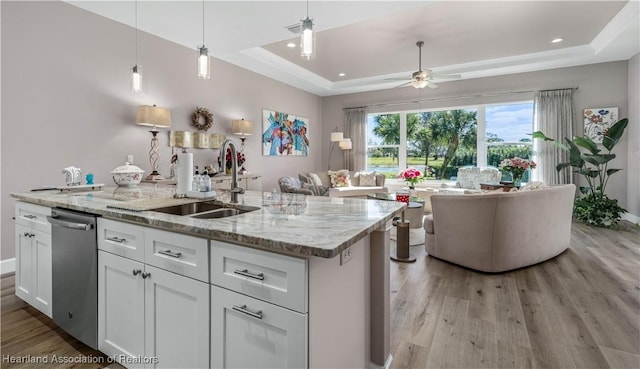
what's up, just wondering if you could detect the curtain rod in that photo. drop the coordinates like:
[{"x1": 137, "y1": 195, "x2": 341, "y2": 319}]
[{"x1": 364, "y1": 86, "x2": 579, "y2": 109}]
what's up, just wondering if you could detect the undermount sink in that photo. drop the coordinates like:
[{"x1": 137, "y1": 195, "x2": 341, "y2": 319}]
[{"x1": 150, "y1": 202, "x2": 260, "y2": 219}]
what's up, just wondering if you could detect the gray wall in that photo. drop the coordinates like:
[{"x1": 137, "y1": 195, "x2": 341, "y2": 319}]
[
  {"x1": 627, "y1": 53, "x2": 639, "y2": 220},
  {"x1": 323, "y1": 61, "x2": 634, "y2": 215},
  {"x1": 1, "y1": 1, "x2": 323, "y2": 260}
]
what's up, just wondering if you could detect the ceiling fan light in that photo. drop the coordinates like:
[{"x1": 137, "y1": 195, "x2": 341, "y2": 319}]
[
  {"x1": 300, "y1": 17, "x2": 314, "y2": 60},
  {"x1": 411, "y1": 79, "x2": 428, "y2": 89}
]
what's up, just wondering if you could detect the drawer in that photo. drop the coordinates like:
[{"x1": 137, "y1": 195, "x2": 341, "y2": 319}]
[
  {"x1": 15, "y1": 202, "x2": 51, "y2": 233},
  {"x1": 211, "y1": 241, "x2": 307, "y2": 313},
  {"x1": 145, "y1": 228, "x2": 209, "y2": 283},
  {"x1": 97, "y1": 219, "x2": 145, "y2": 262}
]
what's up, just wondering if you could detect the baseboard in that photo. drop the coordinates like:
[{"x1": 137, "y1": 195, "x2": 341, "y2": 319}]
[
  {"x1": 622, "y1": 212, "x2": 640, "y2": 225},
  {"x1": 0, "y1": 258, "x2": 15, "y2": 275},
  {"x1": 369, "y1": 354, "x2": 393, "y2": 369}
]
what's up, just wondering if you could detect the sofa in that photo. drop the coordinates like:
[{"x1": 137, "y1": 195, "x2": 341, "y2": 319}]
[
  {"x1": 424, "y1": 184, "x2": 575, "y2": 272},
  {"x1": 443, "y1": 167, "x2": 502, "y2": 190},
  {"x1": 280, "y1": 170, "x2": 388, "y2": 197}
]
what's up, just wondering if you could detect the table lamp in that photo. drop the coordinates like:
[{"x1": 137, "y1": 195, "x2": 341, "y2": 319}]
[
  {"x1": 231, "y1": 119, "x2": 253, "y2": 173},
  {"x1": 135, "y1": 104, "x2": 172, "y2": 180}
]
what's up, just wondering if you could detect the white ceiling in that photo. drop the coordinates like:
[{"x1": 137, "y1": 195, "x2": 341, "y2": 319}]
[{"x1": 68, "y1": 1, "x2": 640, "y2": 97}]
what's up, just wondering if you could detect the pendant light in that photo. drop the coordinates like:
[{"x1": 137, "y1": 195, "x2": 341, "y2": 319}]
[
  {"x1": 131, "y1": 0, "x2": 142, "y2": 92},
  {"x1": 300, "y1": 0, "x2": 315, "y2": 60},
  {"x1": 197, "y1": 0, "x2": 210, "y2": 79}
]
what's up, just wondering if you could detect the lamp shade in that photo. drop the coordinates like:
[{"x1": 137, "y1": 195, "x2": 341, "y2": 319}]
[
  {"x1": 330, "y1": 132, "x2": 344, "y2": 142},
  {"x1": 231, "y1": 119, "x2": 254, "y2": 136},
  {"x1": 339, "y1": 138, "x2": 352, "y2": 150},
  {"x1": 135, "y1": 105, "x2": 172, "y2": 128}
]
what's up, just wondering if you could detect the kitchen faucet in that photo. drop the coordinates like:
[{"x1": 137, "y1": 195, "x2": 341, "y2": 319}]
[{"x1": 220, "y1": 139, "x2": 245, "y2": 203}]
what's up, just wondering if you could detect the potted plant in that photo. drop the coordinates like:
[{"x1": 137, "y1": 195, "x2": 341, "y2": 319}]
[
  {"x1": 499, "y1": 157, "x2": 537, "y2": 187},
  {"x1": 532, "y1": 118, "x2": 628, "y2": 228},
  {"x1": 398, "y1": 167, "x2": 425, "y2": 189}
]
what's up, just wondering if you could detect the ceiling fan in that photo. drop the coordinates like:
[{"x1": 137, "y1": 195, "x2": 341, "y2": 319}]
[{"x1": 387, "y1": 41, "x2": 461, "y2": 89}]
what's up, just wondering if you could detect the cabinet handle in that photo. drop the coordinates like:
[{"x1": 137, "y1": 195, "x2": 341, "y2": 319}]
[
  {"x1": 232, "y1": 304, "x2": 263, "y2": 320},
  {"x1": 106, "y1": 236, "x2": 126, "y2": 243},
  {"x1": 23, "y1": 232, "x2": 30, "y2": 237},
  {"x1": 132, "y1": 269, "x2": 142, "y2": 276},
  {"x1": 233, "y1": 269, "x2": 265, "y2": 281},
  {"x1": 142, "y1": 272, "x2": 151, "y2": 279},
  {"x1": 158, "y1": 250, "x2": 182, "y2": 259},
  {"x1": 24, "y1": 215, "x2": 37, "y2": 219}
]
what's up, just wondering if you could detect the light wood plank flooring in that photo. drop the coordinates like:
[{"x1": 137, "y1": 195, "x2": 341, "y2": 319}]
[
  {"x1": 390, "y1": 221, "x2": 640, "y2": 369},
  {"x1": 1, "y1": 221, "x2": 638, "y2": 369}
]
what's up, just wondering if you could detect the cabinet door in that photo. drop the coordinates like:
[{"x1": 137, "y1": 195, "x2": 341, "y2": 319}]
[
  {"x1": 144, "y1": 265, "x2": 209, "y2": 369},
  {"x1": 244, "y1": 176, "x2": 262, "y2": 191},
  {"x1": 15, "y1": 224, "x2": 33, "y2": 303},
  {"x1": 211, "y1": 285, "x2": 307, "y2": 369},
  {"x1": 32, "y1": 229, "x2": 52, "y2": 317},
  {"x1": 98, "y1": 251, "x2": 145, "y2": 368}
]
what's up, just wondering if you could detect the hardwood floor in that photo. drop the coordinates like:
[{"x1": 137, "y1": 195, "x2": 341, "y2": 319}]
[
  {"x1": 1, "y1": 221, "x2": 638, "y2": 369},
  {"x1": 390, "y1": 221, "x2": 640, "y2": 369}
]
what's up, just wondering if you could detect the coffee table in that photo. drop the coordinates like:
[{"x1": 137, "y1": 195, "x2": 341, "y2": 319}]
[{"x1": 367, "y1": 193, "x2": 425, "y2": 262}]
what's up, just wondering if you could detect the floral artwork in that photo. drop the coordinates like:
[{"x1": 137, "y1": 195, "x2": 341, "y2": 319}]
[
  {"x1": 262, "y1": 109, "x2": 310, "y2": 156},
  {"x1": 584, "y1": 108, "x2": 618, "y2": 144}
]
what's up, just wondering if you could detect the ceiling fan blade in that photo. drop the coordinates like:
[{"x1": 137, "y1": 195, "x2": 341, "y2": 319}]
[
  {"x1": 426, "y1": 81, "x2": 439, "y2": 89},
  {"x1": 430, "y1": 74, "x2": 461, "y2": 79},
  {"x1": 396, "y1": 81, "x2": 412, "y2": 88}
]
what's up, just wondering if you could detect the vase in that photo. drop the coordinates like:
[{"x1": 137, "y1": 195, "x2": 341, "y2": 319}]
[
  {"x1": 408, "y1": 185, "x2": 416, "y2": 197},
  {"x1": 512, "y1": 175, "x2": 522, "y2": 188},
  {"x1": 225, "y1": 167, "x2": 232, "y2": 175}
]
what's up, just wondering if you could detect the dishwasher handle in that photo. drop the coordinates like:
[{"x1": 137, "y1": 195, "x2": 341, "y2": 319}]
[{"x1": 47, "y1": 216, "x2": 94, "y2": 231}]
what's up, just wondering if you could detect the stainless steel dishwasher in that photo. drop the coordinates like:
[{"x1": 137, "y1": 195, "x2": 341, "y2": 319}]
[{"x1": 47, "y1": 208, "x2": 99, "y2": 350}]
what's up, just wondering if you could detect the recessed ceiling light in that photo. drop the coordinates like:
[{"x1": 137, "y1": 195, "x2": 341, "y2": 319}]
[
  {"x1": 286, "y1": 42, "x2": 296, "y2": 48},
  {"x1": 551, "y1": 38, "x2": 564, "y2": 43},
  {"x1": 338, "y1": 73, "x2": 346, "y2": 77}
]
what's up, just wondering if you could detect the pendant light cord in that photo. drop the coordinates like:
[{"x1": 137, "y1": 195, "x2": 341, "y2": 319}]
[
  {"x1": 306, "y1": 0, "x2": 309, "y2": 18},
  {"x1": 135, "y1": 0, "x2": 138, "y2": 65},
  {"x1": 202, "y1": 0, "x2": 205, "y2": 46}
]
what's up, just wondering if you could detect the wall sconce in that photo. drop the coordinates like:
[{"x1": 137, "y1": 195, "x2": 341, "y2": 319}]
[
  {"x1": 232, "y1": 119, "x2": 253, "y2": 173},
  {"x1": 135, "y1": 104, "x2": 172, "y2": 180}
]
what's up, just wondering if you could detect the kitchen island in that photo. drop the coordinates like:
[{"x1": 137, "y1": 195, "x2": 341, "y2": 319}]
[{"x1": 11, "y1": 184, "x2": 404, "y2": 369}]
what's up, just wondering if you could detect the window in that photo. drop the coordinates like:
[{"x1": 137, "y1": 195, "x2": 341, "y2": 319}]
[{"x1": 366, "y1": 101, "x2": 534, "y2": 182}]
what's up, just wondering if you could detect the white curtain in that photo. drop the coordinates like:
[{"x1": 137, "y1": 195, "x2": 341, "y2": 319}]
[
  {"x1": 344, "y1": 107, "x2": 367, "y2": 171},
  {"x1": 533, "y1": 89, "x2": 574, "y2": 184}
]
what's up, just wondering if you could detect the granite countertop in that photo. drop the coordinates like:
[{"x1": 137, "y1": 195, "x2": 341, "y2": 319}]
[{"x1": 11, "y1": 184, "x2": 404, "y2": 258}]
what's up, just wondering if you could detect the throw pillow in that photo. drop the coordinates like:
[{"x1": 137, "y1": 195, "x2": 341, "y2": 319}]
[
  {"x1": 308, "y1": 173, "x2": 324, "y2": 187},
  {"x1": 356, "y1": 171, "x2": 377, "y2": 186},
  {"x1": 328, "y1": 169, "x2": 351, "y2": 187}
]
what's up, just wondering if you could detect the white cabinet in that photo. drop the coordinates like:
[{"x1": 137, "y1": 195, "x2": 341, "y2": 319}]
[
  {"x1": 97, "y1": 219, "x2": 210, "y2": 369},
  {"x1": 211, "y1": 285, "x2": 307, "y2": 369},
  {"x1": 14, "y1": 202, "x2": 52, "y2": 317},
  {"x1": 210, "y1": 241, "x2": 308, "y2": 368}
]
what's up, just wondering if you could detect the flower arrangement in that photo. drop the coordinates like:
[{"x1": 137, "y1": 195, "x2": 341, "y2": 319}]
[
  {"x1": 398, "y1": 167, "x2": 424, "y2": 188},
  {"x1": 499, "y1": 157, "x2": 537, "y2": 186},
  {"x1": 217, "y1": 148, "x2": 245, "y2": 170}
]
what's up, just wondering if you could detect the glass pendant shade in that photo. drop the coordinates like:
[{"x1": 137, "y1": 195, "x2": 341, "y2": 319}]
[
  {"x1": 198, "y1": 46, "x2": 210, "y2": 80},
  {"x1": 300, "y1": 18, "x2": 314, "y2": 60},
  {"x1": 131, "y1": 65, "x2": 142, "y2": 92}
]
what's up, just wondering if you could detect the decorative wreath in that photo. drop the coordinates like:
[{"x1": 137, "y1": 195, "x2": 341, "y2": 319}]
[{"x1": 192, "y1": 106, "x2": 213, "y2": 131}]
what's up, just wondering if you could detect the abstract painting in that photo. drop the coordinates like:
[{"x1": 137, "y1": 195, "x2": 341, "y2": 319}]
[
  {"x1": 584, "y1": 107, "x2": 618, "y2": 144},
  {"x1": 262, "y1": 109, "x2": 310, "y2": 156}
]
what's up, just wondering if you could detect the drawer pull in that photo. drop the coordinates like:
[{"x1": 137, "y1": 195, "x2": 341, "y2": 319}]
[
  {"x1": 106, "y1": 236, "x2": 126, "y2": 243},
  {"x1": 158, "y1": 250, "x2": 182, "y2": 259},
  {"x1": 233, "y1": 269, "x2": 264, "y2": 281},
  {"x1": 132, "y1": 269, "x2": 142, "y2": 276},
  {"x1": 24, "y1": 214, "x2": 37, "y2": 219},
  {"x1": 232, "y1": 304, "x2": 263, "y2": 320},
  {"x1": 142, "y1": 272, "x2": 151, "y2": 279}
]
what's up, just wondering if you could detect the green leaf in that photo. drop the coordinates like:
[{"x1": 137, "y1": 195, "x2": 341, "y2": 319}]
[
  {"x1": 566, "y1": 138, "x2": 584, "y2": 167},
  {"x1": 556, "y1": 162, "x2": 572, "y2": 171},
  {"x1": 602, "y1": 118, "x2": 628, "y2": 151},
  {"x1": 606, "y1": 168, "x2": 622, "y2": 176},
  {"x1": 531, "y1": 131, "x2": 555, "y2": 141},
  {"x1": 578, "y1": 169, "x2": 599, "y2": 178},
  {"x1": 573, "y1": 136, "x2": 600, "y2": 154},
  {"x1": 581, "y1": 154, "x2": 615, "y2": 165}
]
